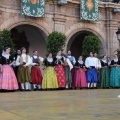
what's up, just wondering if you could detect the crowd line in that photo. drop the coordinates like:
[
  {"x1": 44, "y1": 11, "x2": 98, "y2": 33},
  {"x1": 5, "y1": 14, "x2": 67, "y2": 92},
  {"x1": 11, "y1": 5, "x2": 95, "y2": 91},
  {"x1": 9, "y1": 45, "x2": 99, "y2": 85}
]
[{"x1": 0, "y1": 46, "x2": 119, "y2": 92}]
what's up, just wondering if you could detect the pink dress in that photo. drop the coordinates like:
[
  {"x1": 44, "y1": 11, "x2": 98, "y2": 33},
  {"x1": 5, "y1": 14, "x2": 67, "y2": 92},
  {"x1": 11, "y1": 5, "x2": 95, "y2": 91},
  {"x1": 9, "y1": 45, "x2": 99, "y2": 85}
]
[
  {"x1": 0, "y1": 56, "x2": 18, "y2": 90},
  {"x1": 72, "y1": 61, "x2": 87, "y2": 88}
]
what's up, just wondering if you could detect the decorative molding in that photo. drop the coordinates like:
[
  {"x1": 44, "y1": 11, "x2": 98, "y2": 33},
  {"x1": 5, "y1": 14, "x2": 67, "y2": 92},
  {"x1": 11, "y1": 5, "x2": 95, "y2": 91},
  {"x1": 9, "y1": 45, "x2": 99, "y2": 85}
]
[{"x1": 53, "y1": 18, "x2": 66, "y2": 23}]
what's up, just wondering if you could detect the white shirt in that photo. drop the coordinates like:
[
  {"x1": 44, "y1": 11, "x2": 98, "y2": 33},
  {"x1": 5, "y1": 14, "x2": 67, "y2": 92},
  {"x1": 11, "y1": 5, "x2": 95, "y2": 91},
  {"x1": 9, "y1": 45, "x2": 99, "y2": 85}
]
[
  {"x1": 85, "y1": 57, "x2": 97, "y2": 68},
  {"x1": 16, "y1": 53, "x2": 31, "y2": 66},
  {"x1": 31, "y1": 55, "x2": 44, "y2": 66},
  {"x1": 67, "y1": 55, "x2": 76, "y2": 65},
  {"x1": 63, "y1": 57, "x2": 73, "y2": 70},
  {"x1": 94, "y1": 57, "x2": 101, "y2": 68}
]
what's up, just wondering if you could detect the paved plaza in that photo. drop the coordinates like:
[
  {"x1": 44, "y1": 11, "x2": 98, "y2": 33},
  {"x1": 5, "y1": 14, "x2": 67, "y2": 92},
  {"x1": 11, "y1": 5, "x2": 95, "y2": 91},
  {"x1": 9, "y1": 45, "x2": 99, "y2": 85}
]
[{"x1": 0, "y1": 89, "x2": 120, "y2": 120}]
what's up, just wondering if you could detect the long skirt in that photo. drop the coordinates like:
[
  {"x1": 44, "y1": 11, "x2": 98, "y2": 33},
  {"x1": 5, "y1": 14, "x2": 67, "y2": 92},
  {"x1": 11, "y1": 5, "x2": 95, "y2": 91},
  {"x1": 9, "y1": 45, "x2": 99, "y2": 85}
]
[
  {"x1": 72, "y1": 68, "x2": 87, "y2": 87},
  {"x1": 55, "y1": 65, "x2": 66, "y2": 87},
  {"x1": 17, "y1": 66, "x2": 31, "y2": 83},
  {"x1": 100, "y1": 68, "x2": 110, "y2": 88},
  {"x1": 86, "y1": 68, "x2": 98, "y2": 83},
  {"x1": 110, "y1": 66, "x2": 120, "y2": 87},
  {"x1": 0, "y1": 65, "x2": 18, "y2": 90},
  {"x1": 64, "y1": 67, "x2": 72, "y2": 86},
  {"x1": 42, "y1": 67, "x2": 58, "y2": 89},
  {"x1": 31, "y1": 66, "x2": 42, "y2": 84}
]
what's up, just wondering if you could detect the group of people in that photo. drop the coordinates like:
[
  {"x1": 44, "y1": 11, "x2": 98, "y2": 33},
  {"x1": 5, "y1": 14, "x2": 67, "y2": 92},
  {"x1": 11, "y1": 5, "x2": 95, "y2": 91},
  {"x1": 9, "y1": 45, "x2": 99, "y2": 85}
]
[{"x1": 0, "y1": 46, "x2": 120, "y2": 92}]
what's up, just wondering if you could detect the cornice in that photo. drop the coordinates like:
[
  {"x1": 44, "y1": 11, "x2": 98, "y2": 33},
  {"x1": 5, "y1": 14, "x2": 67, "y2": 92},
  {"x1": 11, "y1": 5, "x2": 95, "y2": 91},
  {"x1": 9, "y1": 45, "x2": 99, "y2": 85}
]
[{"x1": 0, "y1": 1, "x2": 120, "y2": 11}]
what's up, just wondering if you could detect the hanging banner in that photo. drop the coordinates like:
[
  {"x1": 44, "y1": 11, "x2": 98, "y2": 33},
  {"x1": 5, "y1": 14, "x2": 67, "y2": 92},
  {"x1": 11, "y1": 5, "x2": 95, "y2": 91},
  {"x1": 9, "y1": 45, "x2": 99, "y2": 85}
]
[
  {"x1": 22, "y1": 0, "x2": 45, "y2": 18},
  {"x1": 80, "y1": 0, "x2": 98, "y2": 21}
]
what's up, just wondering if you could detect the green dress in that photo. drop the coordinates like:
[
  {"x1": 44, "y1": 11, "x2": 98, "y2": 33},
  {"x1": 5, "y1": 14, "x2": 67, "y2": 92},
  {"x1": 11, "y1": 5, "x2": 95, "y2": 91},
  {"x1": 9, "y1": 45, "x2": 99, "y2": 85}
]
[
  {"x1": 100, "y1": 60, "x2": 110, "y2": 88},
  {"x1": 110, "y1": 60, "x2": 120, "y2": 87}
]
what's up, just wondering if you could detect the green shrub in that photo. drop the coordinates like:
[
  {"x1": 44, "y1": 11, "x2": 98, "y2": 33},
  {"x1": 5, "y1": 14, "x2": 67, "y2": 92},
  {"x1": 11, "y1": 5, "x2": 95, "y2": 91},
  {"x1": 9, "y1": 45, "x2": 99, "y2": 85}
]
[
  {"x1": 0, "y1": 29, "x2": 16, "y2": 55},
  {"x1": 82, "y1": 36, "x2": 100, "y2": 58},
  {"x1": 46, "y1": 31, "x2": 66, "y2": 56}
]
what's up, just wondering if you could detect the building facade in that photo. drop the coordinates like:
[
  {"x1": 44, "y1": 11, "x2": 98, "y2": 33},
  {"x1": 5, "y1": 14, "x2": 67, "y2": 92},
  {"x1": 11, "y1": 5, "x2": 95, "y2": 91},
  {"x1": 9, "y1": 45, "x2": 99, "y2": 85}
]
[{"x1": 0, "y1": 0, "x2": 120, "y2": 59}]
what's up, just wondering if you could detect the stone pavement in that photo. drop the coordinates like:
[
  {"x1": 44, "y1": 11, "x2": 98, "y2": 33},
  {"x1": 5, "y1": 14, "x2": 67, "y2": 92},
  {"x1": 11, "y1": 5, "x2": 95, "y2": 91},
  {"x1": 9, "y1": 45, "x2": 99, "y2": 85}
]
[{"x1": 0, "y1": 89, "x2": 120, "y2": 120}]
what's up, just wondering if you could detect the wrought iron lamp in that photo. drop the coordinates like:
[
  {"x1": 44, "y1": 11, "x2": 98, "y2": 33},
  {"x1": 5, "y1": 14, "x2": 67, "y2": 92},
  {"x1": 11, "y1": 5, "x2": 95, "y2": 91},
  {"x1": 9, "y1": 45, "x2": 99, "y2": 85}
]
[
  {"x1": 116, "y1": 28, "x2": 120, "y2": 41},
  {"x1": 116, "y1": 28, "x2": 120, "y2": 57}
]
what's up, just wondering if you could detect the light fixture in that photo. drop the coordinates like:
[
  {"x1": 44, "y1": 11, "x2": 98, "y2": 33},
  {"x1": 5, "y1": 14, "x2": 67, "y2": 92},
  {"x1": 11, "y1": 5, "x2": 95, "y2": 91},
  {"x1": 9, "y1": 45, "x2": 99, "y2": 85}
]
[{"x1": 116, "y1": 28, "x2": 120, "y2": 41}]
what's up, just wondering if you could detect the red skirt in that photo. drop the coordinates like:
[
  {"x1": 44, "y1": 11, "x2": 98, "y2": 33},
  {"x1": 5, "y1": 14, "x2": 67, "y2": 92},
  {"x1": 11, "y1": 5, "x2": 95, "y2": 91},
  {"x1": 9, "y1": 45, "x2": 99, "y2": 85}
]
[
  {"x1": 55, "y1": 65, "x2": 66, "y2": 87},
  {"x1": 72, "y1": 68, "x2": 87, "y2": 87},
  {"x1": 31, "y1": 66, "x2": 42, "y2": 84}
]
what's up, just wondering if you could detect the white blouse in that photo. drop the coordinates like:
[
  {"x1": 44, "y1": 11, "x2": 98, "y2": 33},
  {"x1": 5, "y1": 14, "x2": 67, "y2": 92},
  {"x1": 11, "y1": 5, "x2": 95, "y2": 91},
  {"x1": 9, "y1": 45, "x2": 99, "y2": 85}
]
[{"x1": 16, "y1": 53, "x2": 31, "y2": 66}]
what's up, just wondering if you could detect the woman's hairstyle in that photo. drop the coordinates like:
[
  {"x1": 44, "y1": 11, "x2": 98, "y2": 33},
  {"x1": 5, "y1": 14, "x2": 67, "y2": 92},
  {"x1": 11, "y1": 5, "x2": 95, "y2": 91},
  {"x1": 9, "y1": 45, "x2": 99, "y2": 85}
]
[
  {"x1": 4, "y1": 45, "x2": 10, "y2": 52},
  {"x1": 21, "y1": 47, "x2": 26, "y2": 52}
]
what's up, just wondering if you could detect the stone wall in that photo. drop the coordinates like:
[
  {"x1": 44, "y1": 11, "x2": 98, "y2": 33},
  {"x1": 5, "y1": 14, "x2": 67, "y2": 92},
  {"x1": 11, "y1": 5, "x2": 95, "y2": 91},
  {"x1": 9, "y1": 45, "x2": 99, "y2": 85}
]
[{"x1": 0, "y1": 0, "x2": 120, "y2": 57}]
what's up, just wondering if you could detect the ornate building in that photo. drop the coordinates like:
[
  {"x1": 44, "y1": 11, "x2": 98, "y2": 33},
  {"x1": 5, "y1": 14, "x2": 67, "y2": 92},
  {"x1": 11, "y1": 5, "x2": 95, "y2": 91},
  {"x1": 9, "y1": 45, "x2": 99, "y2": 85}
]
[{"x1": 0, "y1": 0, "x2": 120, "y2": 58}]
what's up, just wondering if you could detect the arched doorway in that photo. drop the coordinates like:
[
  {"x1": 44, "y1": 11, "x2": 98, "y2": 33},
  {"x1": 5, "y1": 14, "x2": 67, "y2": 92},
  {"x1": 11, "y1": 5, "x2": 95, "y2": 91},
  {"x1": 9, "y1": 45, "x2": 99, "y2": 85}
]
[
  {"x1": 11, "y1": 24, "x2": 47, "y2": 57},
  {"x1": 67, "y1": 31, "x2": 104, "y2": 59}
]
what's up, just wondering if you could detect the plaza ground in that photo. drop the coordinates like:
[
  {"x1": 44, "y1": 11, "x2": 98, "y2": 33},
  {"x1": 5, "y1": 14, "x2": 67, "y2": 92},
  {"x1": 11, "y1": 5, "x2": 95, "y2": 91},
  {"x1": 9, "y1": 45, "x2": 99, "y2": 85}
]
[{"x1": 0, "y1": 89, "x2": 120, "y2": 120}]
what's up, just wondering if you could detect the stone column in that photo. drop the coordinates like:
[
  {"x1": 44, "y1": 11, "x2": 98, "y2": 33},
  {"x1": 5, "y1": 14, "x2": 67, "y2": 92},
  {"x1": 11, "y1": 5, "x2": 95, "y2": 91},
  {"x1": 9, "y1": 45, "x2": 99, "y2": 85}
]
[{"x1": 53, "y1": 3, "x2": 66, "y2": 33}]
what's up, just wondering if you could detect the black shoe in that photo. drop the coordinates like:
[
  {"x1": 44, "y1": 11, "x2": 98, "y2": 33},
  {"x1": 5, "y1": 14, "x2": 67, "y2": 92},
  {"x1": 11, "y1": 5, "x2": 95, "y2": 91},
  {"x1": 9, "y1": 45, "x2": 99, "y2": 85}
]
[
  {"x1": 20, "y1": 89, "x2": 25, "y2": 91},
  {"x1": 26, "y1": 89, "x2": 31, "y2": 91},
  {"x1": 37, "y1": 89, "x2": 42, "y2": 91},
  {"x1": 34, "y1": 88, "x2": 37, "y2": 91}
]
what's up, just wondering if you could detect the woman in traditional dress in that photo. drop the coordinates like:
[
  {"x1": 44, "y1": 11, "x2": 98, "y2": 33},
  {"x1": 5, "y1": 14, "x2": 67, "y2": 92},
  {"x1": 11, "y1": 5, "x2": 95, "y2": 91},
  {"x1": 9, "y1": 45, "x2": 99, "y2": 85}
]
[
  {"x1": 62, "y1": 53, "x2": 73, "y2": 89},
  {"x1": 110, "y1": 54, "x2": 120, "y2": 88},
  {"x1": 107, "y1": 57, "x2": 111, "y2": 67},
  {"x1": 42, "y1": 53, "x2": 58, "y2": 89},
  {"x1": 54, "y1": 51, "x2": 66, "y2": 89},
  {"x1": 0, "y1": 46, "x2": 18, "y2": 91},
  {"x1": 16, "y1": 47, "x2": 31, "y2": 91},
  {"x1": 72, "y1": 56, "x2": 87, "y2": 89},
  {"x1": 100, "y1": 55, "x2": 110, "y2": 88},
  {"x1": 31, "y1": 50, "x2": 43, "y2": 90}
]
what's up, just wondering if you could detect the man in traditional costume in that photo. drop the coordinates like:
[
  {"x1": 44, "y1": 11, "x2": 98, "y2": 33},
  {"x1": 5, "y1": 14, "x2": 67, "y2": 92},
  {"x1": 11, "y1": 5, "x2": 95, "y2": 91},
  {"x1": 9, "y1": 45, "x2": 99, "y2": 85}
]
[
  {"x1": 67, "y1": 51, "x2": 76, "y2": 83},
  {"x1": 31, "y1": 50, "x2": 43, "y2": 90},
  {"x1": 62, "y1": 53, "x2": 73, "y2": 89},
  {"x1": 85, "y1": 52, "x2": 98, "y2": 88},
  {"x1": 12, "y1": 50, "x2": 21, "y2": 77},
  {"x1": 67, "y1": 51, "x2": 76, "y2": 65},
  {"x1": 94, "y1": 53, "x2": 101, "y2": 88},
  {"x1": 16, "y1": 47, "x2": 31, "y2": 91}
]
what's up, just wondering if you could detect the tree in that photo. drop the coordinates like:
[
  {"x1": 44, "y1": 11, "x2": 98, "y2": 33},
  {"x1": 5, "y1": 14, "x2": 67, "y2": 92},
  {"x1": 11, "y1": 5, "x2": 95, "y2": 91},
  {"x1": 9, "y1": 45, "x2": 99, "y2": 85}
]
[
  {"x1": 82, "y1": 36, "x2": 100, "y2": 58},
  {"x1": 46, "y1": 31, "x2": 67, "y2": 56},
  {"x1": 0, "y1": 29, "x2": 16, "y2": 55}
]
